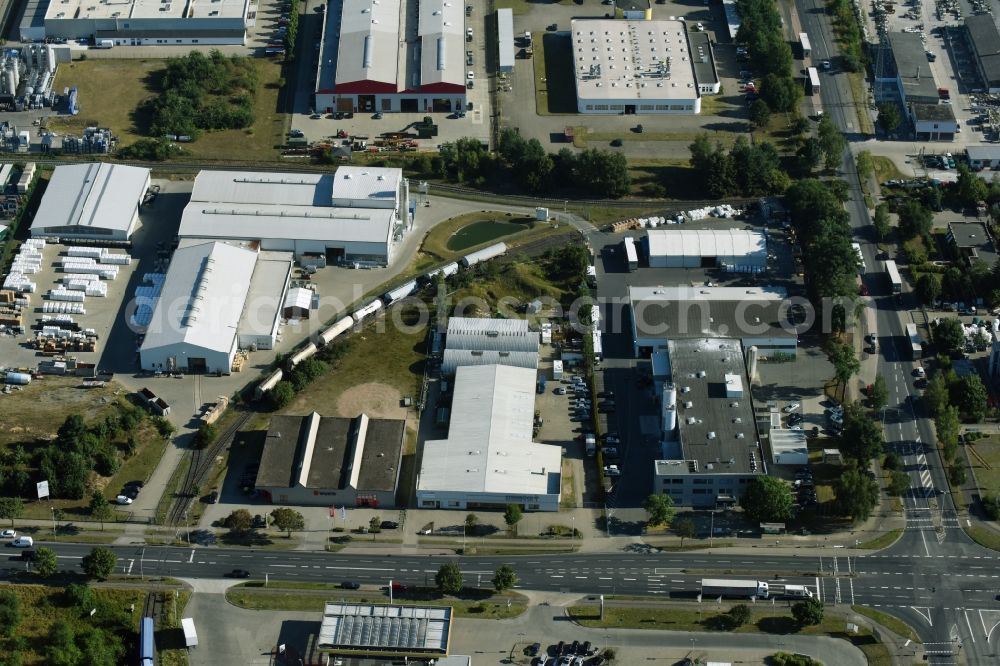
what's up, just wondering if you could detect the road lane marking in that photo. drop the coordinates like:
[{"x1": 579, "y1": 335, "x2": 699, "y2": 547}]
[
  {"x1": 189, "y1": 550, "x2": 195, "y2": 563},
  {"x1": 964, "y1": 609, "x2": 977, "y2": 643}
]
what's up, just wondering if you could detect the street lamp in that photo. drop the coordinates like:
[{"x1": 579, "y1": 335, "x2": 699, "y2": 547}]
[{"x1": 50, "y1": 506, "x2": 57, "y2": 540}]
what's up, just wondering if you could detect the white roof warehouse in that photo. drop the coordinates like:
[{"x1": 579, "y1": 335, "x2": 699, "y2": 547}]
[
  {"x1": 139, "y1": 241, "x2": 290, "y2": 374},
  {"x1": 417, "y1": 364, "x2": 562, "y2": 511},
  {"x1": 178, "y1": 167, "x2": 409, "y2": 266},
  {"x1": 571, "y1": 19, "x2": 701, "y2": 114},
  {"x1": 30, "y1": 163, "x2": 150, "y2": 241}
]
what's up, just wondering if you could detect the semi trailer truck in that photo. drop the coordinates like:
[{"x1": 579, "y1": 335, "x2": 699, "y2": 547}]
[{"x1": 701, "y1": 578, "x2": 769, "y2": 599}]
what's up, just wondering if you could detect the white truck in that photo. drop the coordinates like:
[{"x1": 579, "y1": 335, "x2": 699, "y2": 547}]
[
  {"x1": 701, "y1": 578, "x2": 769, "y2": 599},
  {"x1": 781, "y1": 584, "x2": 814, "y2": 599},
  {"x1": 585, "y1": 434, "x2": 596, "y2": 457},
  {"x1": 95, "y1": 39, "x2": 114, "y2": 49}
]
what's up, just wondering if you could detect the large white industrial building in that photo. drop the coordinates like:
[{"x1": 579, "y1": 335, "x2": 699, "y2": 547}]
[
  {"x1": 645, "y1": 229, "x2": 767, "y2": 270},
  {"x1": 571, "y1": 19, "x2": 702, "y2": 114},
  {"x1": 441, "y1": 316, "x2": 540, "y2": 375},
  {"x1": 314, "y1": 0, "x2": 467, "y2": 114},
  {"x1": 178, "y1": 167, "x2": 410, "y2": 266},
  {"x1": 417, "y1": 364, "x2": 562, "y2": 511},
  {"x1": 22, "y1": 0, "x2": 249, "y2": 45},
  {"x1": 30, "y1": 163, "x2": 150, "y2": 241},
  {"x1": 139, "y1": 240, "x2": 290, "y2": 373}
]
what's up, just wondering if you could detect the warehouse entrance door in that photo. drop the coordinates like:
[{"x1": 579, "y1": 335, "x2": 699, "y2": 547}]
[
  {"x1": 625, "y1": 104, "x2": 636, "y2": 114},
  {"x1": 325, "y1": 246, "x2": 345, "y2": 263},
  {"x1": 187, "y1": 357, "x2": 207, "y2": 373}
]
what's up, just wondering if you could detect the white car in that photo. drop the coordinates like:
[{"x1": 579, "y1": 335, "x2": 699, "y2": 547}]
[
  {"x1": 0, "y1": 529, "x2": 15, "y2": 539},
  {"x1": 783, "y1": 402, "x2": 801, "y2": 413},
  {"x1": 603, "y1": 465, "x2": 621, "y2": 477},
  {"x1": 467, "y1": 71, "x2": 475, "y2": 80},
  {"x1": 115, "y1": 495, "x2": 133, "y2": 505}
]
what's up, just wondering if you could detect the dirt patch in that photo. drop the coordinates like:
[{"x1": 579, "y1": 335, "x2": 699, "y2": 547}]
[{"x1": 335, "y1": 382, "x2": 407, "y2": 420}]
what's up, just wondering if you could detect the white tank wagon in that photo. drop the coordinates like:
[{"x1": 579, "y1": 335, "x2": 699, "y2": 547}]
[
  {"x1": 352, "y1": 299, "x2": 383, "y2": 321},
  {"x1": 424, "y1": 261, "x2": 459, "y2": 281},
  {"x1": 383, "y1": 280, "x2": 418, "y2": 304},
  {"x1": 318, "y1": 316, "x2": 353, "y2": 346},
  {"x1": 255, "y1": 369, "x2": 284, "y2": 398},
  {"x1": 288, "y1": 342, "x2": 318, "y2": 367},
  {"x1": 460, "y1": 242, "x2": 507, "y2": 268}
]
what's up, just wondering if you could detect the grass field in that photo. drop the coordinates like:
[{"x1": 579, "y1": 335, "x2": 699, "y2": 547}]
[
  {"x1": 226, "y1": 586, "x2": 527, "y2": 618},
  {"x1": 965, "y1": 525, "x2": 1000, "y2": 552},
  {"x1": 855, "y1": 528, "x2": 903, "y2": 550},
  {"x1": 533, "y1": 33, "x2": 576, "y2": 115},
  {"x1": 846, "y1": 72, "x2": 875, "y2": 137},
  {"x1": 966, "y1": 435, "x2": 1000, "y2": 493},
  {"x1": 0, "y1": 585, "x2": 146, "y2": 666},
  {"x1": 49, "y1": 58, "x2": 285, "y2": 162},
  {"x1": 870, "y1": 155, "x2": 908, "y2": 184},
  {"x1": 851, "y1": 605, "x2": 921, "y2": 643}
]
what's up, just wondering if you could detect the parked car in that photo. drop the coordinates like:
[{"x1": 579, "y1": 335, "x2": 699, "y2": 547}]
[
  {"x1": 783, "y1": 402, "x2": 801, "y2": 413},
  {"x1": 252, "y1": 514, "x2": 267, "y2": 529},
  {"x1": 122, "y1": 486, "x2": 139, "y2": 500},
  {"x1": 380, "y1": 520, "x2": 399, "y2": 529},
  {"x1": 581, "y1": 641, "x2": 592, "y2": 656},
  {"x1": 0, "y1": 530, "x2": 15, "y2": 539},
  {"x1": 207, "y1": 489, "x2": 219, "y2": 504},
  {"x1": 554, "y1": 387, "x2": 567, "y2": 395},
  {"x1": 603, "y1": 465, "x2": 621, "y2": 477},
  {"x1": 527, "y1": 643, "x2": 541, "y2": 657},
  {"x1": 603, "y1": 447, "x2": 619, "y2": 458},
  {"x1": 115, "y1": 495, "x2": 133, "y2": 505},
  {"x1": 341, "y1": 581, "x2": 361, "y2": 589}
]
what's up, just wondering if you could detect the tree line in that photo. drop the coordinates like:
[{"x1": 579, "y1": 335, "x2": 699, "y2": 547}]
[
  {"x1": 428, "y1": 132, "x2": 631, "y2": 199},
  {"x1": 735, "y1": 0, "x2": 801, "y2": 114},
  {"x1": 146, "y1": 50, "x2": 259, "y2": 140}
]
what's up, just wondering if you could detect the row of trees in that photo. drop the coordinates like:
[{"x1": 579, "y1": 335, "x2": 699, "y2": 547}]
[
  {"x1": 827, "y1": 0, "x2": 865, "y2": 72},
  {"x1": 918, "y1": 357, "x2": 987, "y2": 487},
  {"x1": 284, "y1": 0, "x2": 300, "y2": 57},
  {"x1": 434, "y1": 562, "x2": 518, "y2": 594},
  {"x1": 436, "y1": 136, "x2": 631, "y2": 198},
  {"x1": 147, "y1": 50, "x2": 259, "y2": 140},
  {"x1": 223, "y1": 507, "x2": 306, "y2": 536},
  {"x1": 735, "y1": 0, "x2": 801, "y2": 113},
  {"x1": 688, "y1": 135, "x2": 788, "y2": 198}
]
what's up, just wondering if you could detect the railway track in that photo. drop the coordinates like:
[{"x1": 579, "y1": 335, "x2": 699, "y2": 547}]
[
  {"x1": 141, "y1": 590, "x2": 163, "y2": 620},
  {"x1": 164, "y1": 409, "x2": 254, "y2": 526}
]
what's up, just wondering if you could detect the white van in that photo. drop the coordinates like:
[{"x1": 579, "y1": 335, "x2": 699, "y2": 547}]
[{"x1": 11, "y1": 536, "x2": 33, "y2": 548}]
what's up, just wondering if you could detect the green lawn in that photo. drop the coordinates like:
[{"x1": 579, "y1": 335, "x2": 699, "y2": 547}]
[
  {"x1": 965, "y1": 525, "x2": 1000, "y2": 553},
  {"x1": 49, "y1": 58, "x2": 286, "y2": 162},
  {"x1": 855, "y1": 528, "x2": 903, "y2": 550},
  {"x1": 967, "y1": 435, "x2": 1000, "y2": 494},
  {"x1": 851, "y1": 605, "x2": 921, "y2": 643},
  {"x1": 846, "y1": 72, "x2": 875, "y2": 137},
  {"x1": 871, "y1": 155, "x2": 908, "y2": 184},
  {"x1": 226, "y1": 586, "x2": 527, "y2": 618}
]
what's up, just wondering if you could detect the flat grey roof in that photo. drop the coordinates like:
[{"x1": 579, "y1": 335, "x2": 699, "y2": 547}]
[
  {"x1": 889, "y1": 32, "x2": 939, "y2": 102},
  {"x1": 688, "y1": 32, "x2": 719, "y2": 88},
  {"x1": 948, "y1": 222, "x2": 997, "y2": 266},
  {"x1": 629, "y1": 285, "x2": 795, "y2": 341},
  {"x1": 912, "y1": 103, "x2": 956, "y2": 122},
  {"x1": 966, "y1": 14, "x2": 1000, "y2": 86},
  {"x1": 669, "y1": 338, "x2": 761, "y2": 475},
  {"x1": 318, "y1": 603, "x2": 451, "y2": 653},
  {"x1": 967, "y1": 145, "x2": 1000, "y2": 160},
  {"x1": 257, "y1": 412, "x2": 404, "y2": 492}
]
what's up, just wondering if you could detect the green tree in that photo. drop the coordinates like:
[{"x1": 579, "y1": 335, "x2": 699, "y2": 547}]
[
  {"x1": 888, "y1": 470, "x2": 910, "y2": 496},
  {"x1": 897, "y1": 199, "x2": 933, "y2": 240},
  {"x1": 369, "y1": 515, "x2": 381, "y2": 533},
  {"x1": 503, "y1": 504, "x2": 523, "y2": 535},
  {"x1": 883, "y1": 451, "x2": 902, "y2": 471},
  {"x1": 834, "y1": 465, "x2": 879, "y2": 521},
  {"x1": 740, "y1": 476, "x2": 795, "y2": 523},
  {"x1": 269, "y1": 507, "x2": 305, "y2": 537},
  {"x1": 33, "y1": 546, "x2": 57, "y2": 577},
  {"x1": 81, "y1": 547, "x2": 117, "y2": 580},
  {"x1": 728, "y1": 603, "x2": 752, "y2": 627},
  {"x1": 223, "y1": 508, "x2": 254, "y2": 533},
  {"x1": 464, "y1": 513, "x2": 479, "y2": 535},
  {"x1": 64, "y1": 583, "x2": 95, "y2": 609},
  {"x1": 792, "y1": 598, "x2": 825, "y2": 626},
  {"x1": 873, "y1": 203, "x2": 891, "y2": 241},
  {"x1": 435, "y1": 562, "x2": 463, "y2": 594},
  {"x1": 749, "y1": 99, "x2": 771, "y2": 127},
  {"x1": 88, "y1": 492, "x2": 114, "y2": 531},
  {"x1": 78, "y1": 627, "x2": 124, "y2": 666},
  {"x1": 0, "y1": 497, "x2": 24, "y2": 527},
  {"x1": 817, "y1": 114, "x2": 847, "y2": 170},
  {"x1": 0, "y1": 590, "x2": 20, "y2": 638},
  {"x1": 194, "y1": 422, "x2": 217, "y2": 449},
  {"x1": 933, "y1": 318, "x2": 965, "y2": 355},
  {"x1": 796, "y1": 137, "x2": 824, "y2": 173},
  {"x1": 268, "y1": 380, "x2": 295, "y2": 409},
  {"x1": 839, "y1": 403, "x2": 884, "y2": 462},
  {"x1": 936, "y1": 405, "x2": 961, "y2": 462},
  {"x1": 877, "y1": 102, "x2": 902, "y2": 132},
  {"x1": 574, "y1": 149, "x2": 631, "y2": 198},
  {"x1": 493, "y1": 564, "x2": 518, "y2": 592},
  {"x1": 915, "y1": 273, "x2": 941, "y2": 306},
  {"x1": 760, "y1": 73, "x2": 801, "y2": 112},
  {"x1": 923, "y1": 372, "x2": 950, "y2": 417},
  {"x1": 856, "y1": 150, "x2": 874, "y2": 182},
  {"x1": 673, "y1": 517, "x2": 697, "y2": 545},
  {"x1": 643, "y1": 493, "x2": 676, "y2": 526},
  {"x1": 870, "y1": 375, "x2": 888, "y2": 412},
  {"x1": 956, "y1": 163, "x2": 988, "y2": 208},
  {"x1": 982, "y1": 494, "x2": 1000, "y2": 521},
  {"x1": 827, "y1": 341, "x2": 860, "y2": 386},
  {"x1": 949, "y1": 463, "x2": 967, "y2": 487},
  {"x1": 956, "y1": 375, "x2": 988, "y2": 422}
]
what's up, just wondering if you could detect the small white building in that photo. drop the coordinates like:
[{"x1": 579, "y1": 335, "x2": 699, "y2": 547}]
[
  {"x1": 769, "y1": 428, "x2": 809, "y2": 466},
  {"x1": 417, "y1": 364, "x2": 562, "y2": 511},
  {"x1": 571, "y1": 19, "x2": 702, "y2": 114},
  {"x1": 967, "y1": 146, "x2": 1000, "y2": 170},
  {"x1": 912, "y1": 104, "x2": 959, "y2": 141},
  {"x1": 30, "y1": 163, "x2": 149, "y2": 240},
  {"x1": 645, "y1": 229, "x2": 767, "y2": 270}
]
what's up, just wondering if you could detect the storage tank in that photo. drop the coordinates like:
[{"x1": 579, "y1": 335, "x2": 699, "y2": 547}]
[
  {"x1": 662, "y1": 384, "x2": 677, "y2": 433},
  {"x1": 4, "y1": 70, "x2": 14, "y2": 96},
  {"x1": 319, "y1": 316, "x2": 353, "y2": 346},
  {"x1": 5, "y1": 372, "x2": 32, "y2": 385}
]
